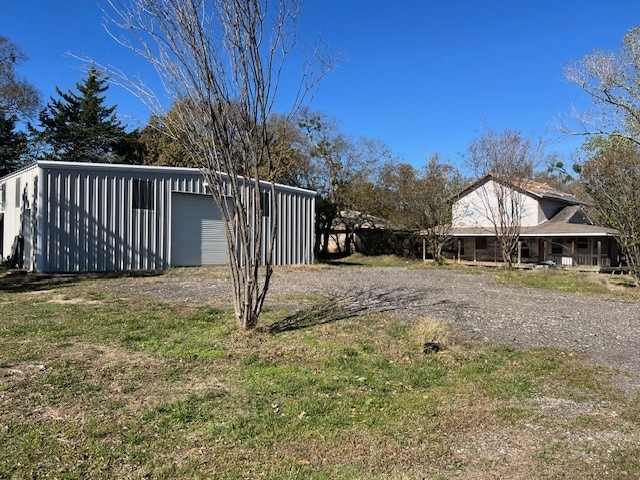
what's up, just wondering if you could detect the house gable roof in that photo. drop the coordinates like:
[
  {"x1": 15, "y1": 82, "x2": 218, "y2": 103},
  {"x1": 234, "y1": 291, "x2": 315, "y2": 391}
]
[
  {"x1": 450, "y1": 204, "x2": 618, "y2": 237},
  {"x1": 453, "y1": 174, "x2": 583, "y2": 205}
]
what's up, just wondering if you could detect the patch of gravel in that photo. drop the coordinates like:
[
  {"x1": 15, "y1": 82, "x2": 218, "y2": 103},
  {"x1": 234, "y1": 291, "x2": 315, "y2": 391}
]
[{"x1": 114, "y1": 266, "x2": 640, "y2": 393}]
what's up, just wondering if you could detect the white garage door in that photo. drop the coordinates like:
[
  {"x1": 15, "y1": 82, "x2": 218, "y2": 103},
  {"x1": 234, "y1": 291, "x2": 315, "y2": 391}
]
[{"x1": 171, "y1": 193, "x2": 229, "y2": 266}]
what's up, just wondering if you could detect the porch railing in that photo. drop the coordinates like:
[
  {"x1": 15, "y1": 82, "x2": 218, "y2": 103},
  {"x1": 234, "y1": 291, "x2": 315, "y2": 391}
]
[{"x1": 548, "y1": 254, "x2": 611, "y2": 268}]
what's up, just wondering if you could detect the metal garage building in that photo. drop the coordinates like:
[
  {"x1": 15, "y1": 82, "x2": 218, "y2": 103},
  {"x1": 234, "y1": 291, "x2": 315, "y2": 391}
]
[{"x1": 0, "y1": 161, "x2": 316, "y2": 272}]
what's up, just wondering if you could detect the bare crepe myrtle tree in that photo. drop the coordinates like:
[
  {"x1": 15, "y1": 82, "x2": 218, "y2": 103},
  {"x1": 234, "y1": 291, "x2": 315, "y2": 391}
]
[
  {"x1": 465, "y1": 127, "x2": 541, "y2": 268},
  {"x1": 101, "y1": 0, "x2": 332, "y2": 329}
]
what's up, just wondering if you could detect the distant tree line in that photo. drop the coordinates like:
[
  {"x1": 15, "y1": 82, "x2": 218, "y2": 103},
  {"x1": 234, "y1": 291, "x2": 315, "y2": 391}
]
[{"x1": 2, "y1": 22, "x2": 640, "y2": 286}]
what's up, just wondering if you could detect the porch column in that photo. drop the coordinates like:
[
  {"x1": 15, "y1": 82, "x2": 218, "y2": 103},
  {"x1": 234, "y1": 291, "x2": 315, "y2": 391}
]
[
  {"x1": 597, "y1": 240, "x2": 602, "y2": 267},
  {"x1": 474, "y1": 239, "x2": 477, "y2": 263},
  {"x1": 457, "y1": 239, "x2": 462, "y2": 263},
  {"x1": 517, "y1": 241, "x2": 522, "y2": 265},
  {"x1": 422, "y1": 238, "x2": 426, "y2": 262},
  {"x1": 571, "y1": 240, "x2": 576, "y2": 267}
]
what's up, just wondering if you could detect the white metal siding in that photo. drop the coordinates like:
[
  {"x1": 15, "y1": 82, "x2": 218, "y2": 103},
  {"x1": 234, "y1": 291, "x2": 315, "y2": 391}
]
[
  {"x1": 0, "y1": 165, "x2": 38, "y2": 268},
  {"x1": 22, "y1": 209, "x2": 32, "y2": 268},
  {"x1": 0, "y1": 161, "x2": 316, "y2": 272},
  {"x1": 171, "y1": 193, "x2": 228, "y2": 266},
  {"x1": 39, "y1": 167, "x2": 208, "y2": 272}
]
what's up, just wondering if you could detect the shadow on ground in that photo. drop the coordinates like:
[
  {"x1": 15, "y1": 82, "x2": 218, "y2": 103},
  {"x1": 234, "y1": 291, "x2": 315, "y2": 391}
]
[
  {"x1": 267, "y1": 288, "x2": 426, "y2": 334},
  {"x1": 0, "y1": 269, "x2": 164, "y2": 294}
]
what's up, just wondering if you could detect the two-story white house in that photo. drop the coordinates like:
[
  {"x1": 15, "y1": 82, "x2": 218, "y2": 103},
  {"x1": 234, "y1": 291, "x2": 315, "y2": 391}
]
[{"x1": 449, "y1": 174, "x2": 620, "y2": 268}]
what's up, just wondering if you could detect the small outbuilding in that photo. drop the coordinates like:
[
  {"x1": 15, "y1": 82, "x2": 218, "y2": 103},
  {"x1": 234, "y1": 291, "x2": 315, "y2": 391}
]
[{"x1": 0, "y1": 161, "x2": 316, "y2": 272}]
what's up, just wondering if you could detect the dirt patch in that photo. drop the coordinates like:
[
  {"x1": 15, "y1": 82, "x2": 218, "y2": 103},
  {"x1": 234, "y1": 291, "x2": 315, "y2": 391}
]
[{"x1": 46, "y1": 293, "x2": 103, "y2": 305}]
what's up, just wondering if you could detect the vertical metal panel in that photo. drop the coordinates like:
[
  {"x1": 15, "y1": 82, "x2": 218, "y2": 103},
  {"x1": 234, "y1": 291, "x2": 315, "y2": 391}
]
[
  {"x1": 275, "y1": 190, "x2": 283, "y2": 265},
  {"x1": 35, "y1": 166, "x2": 45, "y2": 272},
  {"x1": 285, "y1": 192, "x2": 292, "y2": 264},
  {"x1": 17, "y1": 162, "x2": 315, "y2": 272}
]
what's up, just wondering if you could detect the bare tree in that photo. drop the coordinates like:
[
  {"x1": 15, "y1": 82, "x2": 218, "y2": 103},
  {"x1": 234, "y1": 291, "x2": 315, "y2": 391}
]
[
  {"x1": 465, "y1": 127, "x2": 541, "y2": 268},
  {"x1": 102, "y1": 0, "x2": 332, "y2": 328},
  {"x1": 0, "y1": 35, "x2": 41, "y2": 119},
  {"x1": 562, "y1": 26, "x2": 640, "y2": 146},
  {"x1": 0, "y1": 36, "x2": 41, "y2": 175}
]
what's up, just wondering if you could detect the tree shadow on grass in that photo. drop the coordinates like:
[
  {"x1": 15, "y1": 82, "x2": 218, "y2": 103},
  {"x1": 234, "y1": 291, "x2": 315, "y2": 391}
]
[{"x1": 0, "y1": 269, "x2": 163, "y2": 294}]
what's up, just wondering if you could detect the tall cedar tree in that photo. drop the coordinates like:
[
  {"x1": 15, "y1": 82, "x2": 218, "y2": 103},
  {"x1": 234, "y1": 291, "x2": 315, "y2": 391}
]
[{"x1": 32, "y1": 67, "x2": 131, "y2": 162}]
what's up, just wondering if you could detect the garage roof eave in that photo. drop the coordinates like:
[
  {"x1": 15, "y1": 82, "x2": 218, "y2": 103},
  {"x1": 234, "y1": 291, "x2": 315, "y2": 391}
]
[{"x1": 35, "y1": 160, "x2": 317, "y2": 197}]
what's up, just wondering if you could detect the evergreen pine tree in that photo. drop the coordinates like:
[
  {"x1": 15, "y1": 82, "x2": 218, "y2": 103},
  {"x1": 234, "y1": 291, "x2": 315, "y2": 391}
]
[{"x1": 32, "y1": 67, "x2": 130, "y2": 162}]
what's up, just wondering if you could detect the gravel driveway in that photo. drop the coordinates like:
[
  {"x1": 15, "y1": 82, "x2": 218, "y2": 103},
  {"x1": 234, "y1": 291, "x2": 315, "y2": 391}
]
[{"x1": 121, "y1": 266, "x2": 640, "y2": 393}]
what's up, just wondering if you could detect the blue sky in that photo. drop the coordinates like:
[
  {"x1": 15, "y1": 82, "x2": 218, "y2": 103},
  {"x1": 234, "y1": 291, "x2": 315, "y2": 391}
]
[{"x1": 2, "y1": 1, "x2": 640, "y2": 169}]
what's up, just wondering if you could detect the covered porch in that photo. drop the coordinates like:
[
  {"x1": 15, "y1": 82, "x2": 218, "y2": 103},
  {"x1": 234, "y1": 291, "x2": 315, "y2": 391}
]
[{"x1": 449, "y1": 234, "x2": 619, "y2": 270}]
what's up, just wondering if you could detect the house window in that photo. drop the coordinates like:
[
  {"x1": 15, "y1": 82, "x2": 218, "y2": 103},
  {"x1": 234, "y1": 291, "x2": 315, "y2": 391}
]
[
  {"x1": 133, "y1": 179, "x2": 154, "y2": 210},
  {"x1": 15, "y1": 178, "x2": 20, "y2": 207},
  {"x1": 551, "y1": 239, "x2": 564, "y2": 255},
  {"x1": 475, "y1": 237, "x2": 487, "y2": 250},
  {"x1": 577, "y1": 237, "x2": 589, "y2": 252},
  {"x1": 0, "y1": 184, "x2": 5, "y2": 208}
]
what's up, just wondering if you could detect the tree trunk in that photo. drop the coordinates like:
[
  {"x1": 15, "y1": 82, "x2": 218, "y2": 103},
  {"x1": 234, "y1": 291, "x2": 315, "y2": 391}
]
[
  {"x1": 101, "y1": 0, "x2": 333, "y2": 330},
  {"x1": 343, "y1": 227, "x2": 353, "y2": 255},
  {"x1": 427, "y1": 238, "x2": 444, "y2": 265}
]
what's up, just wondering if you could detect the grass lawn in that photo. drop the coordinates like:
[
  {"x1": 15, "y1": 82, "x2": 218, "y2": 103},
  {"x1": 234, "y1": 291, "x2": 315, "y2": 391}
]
[
  {"x1": 493, "y1": 268, "x2": 640, "y2": 298},
  {"x1": 1, "y1": 267, "x2": 640, "y2": 479}
]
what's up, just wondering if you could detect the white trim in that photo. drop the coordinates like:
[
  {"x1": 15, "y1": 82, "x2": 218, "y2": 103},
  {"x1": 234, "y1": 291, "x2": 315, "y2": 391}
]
[
  {"x1": 526, "y1": 232, "x2": 617, "y2": 237},
  {"x1": 0, "y1": 162, "x2": 38, "y2": 182},
  {"x1": 452, "y1": 232, "x2": 617, "y2": 237}
]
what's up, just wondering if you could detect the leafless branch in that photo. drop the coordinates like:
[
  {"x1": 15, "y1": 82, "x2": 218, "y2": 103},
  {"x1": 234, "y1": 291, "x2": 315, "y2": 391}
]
[{"x1": 96, "y1": 0, "x2": 334, "y2": 328}]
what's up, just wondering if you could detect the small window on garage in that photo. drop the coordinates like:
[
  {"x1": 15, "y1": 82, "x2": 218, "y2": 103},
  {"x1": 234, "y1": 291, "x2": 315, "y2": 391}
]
[
  {"x1": 0, "y1": 184, "x2": 6, "y2": 209},
  {"x1": 15, "y1": 178, "x2": 20, "y2": 207},
  {"x1": 260, "y1": 190, "x2": 270, "y2": 217},
  {"x1": 133, "y1": 179, "x2": 154, "y2": 210}
]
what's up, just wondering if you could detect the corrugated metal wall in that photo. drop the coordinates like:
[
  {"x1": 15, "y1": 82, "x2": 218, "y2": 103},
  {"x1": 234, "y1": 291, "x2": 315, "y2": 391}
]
[
  {"x1": 0, "y1": 164, "x2": 39, "y2": 269},
  {"x1": 34, "y1": 161, "x2": 315, "y2": 272}
]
